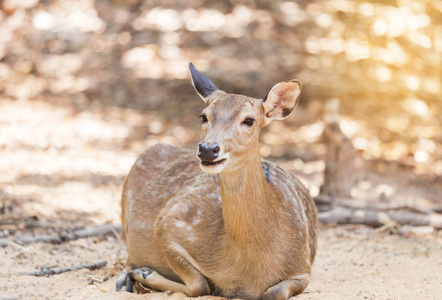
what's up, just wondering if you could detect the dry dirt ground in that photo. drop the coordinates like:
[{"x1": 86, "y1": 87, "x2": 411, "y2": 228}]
[
  {"x1": 1, "y1": 100, "x2": 441, "y2": 300},
  {"x1": 1, "y1": 226, "x2": 441, "y2": 300}
]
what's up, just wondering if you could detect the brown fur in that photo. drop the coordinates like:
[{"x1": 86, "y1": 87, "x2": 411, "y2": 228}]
[{"x1": 120, "y1": 79, "x2": 318, "y2": 299}]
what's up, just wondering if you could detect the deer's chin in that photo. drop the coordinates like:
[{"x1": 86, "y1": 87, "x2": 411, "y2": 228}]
[{"x1": 199, "y1": 154, "x2": 229, "y2": 174}]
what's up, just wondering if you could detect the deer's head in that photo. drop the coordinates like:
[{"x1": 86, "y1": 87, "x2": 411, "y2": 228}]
[{"x1": 190, "y1": 63, "x2": 302, "y2": 174}]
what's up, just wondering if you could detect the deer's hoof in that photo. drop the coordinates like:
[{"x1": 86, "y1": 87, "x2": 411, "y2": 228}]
[{"x1": 116, "y1": 267, "x2": 155, "y2": 293}]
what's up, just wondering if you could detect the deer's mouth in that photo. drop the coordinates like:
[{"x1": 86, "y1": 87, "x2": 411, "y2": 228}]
[
  {"x1": 199, "y1": 154, "x2": 229, "y2": 174},
  {"x1": 201, "y1": 158, "x2": 226, "y2": 166}
]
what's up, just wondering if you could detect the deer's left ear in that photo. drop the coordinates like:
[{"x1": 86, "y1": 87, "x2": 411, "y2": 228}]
[{"x1": 262, "y1": 79, "x2": 302, "y2": 125}]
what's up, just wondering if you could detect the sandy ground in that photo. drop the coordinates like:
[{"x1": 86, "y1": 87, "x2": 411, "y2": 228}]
[
  {"x1": 1, "y1": 100, "x2": 441, "y2": 300},
  {"x1": 1, "y1": 226, "x2": 441, "y2": 300}
]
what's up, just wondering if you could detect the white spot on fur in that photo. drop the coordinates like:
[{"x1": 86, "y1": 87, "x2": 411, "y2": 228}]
[
  {"x1": 175, "y1": 221, "x2": 186, "y2": 228},
  {"x1": 192, "y1": 210, "x2": 202, "y2": 225},
  {"x1": 171, "y1": 203, "x2": 179, "y2": 212},
  {"x1": 171, "y1": 203, "x2": 189, "y2": 214},
  {"x1": 175, "y1": 221, "x2": 193, "y2": 232}
]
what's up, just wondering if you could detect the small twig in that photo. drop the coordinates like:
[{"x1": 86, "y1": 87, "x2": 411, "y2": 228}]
[
  {"x1": 110, "y1": 227, "x2": 123, "y2": 244},
  {"x1": 7, "y1": 241, "x2": 28, "y2": 251},
  {"x1": 376, "y1": 221, "x2": 398, "y2": 233},
  {"x1": 0, "y1": 224, "x2": 121, "y2": 247},
  {"x1": 318, "y1": 205, "x2": 442, "y2": 229},
  {"x1": 85, "y1": 273, "x2": 104, "y2": 282},
  {"x1": 19, "y1": 261, "x2": 107, "y2": 277}
]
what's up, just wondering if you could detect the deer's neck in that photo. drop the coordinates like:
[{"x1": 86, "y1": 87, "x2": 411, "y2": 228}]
[{"x1": 220, "y1": 148, "x2": 281, "y2": 248}]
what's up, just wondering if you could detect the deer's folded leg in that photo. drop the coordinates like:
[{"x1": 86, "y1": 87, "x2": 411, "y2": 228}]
[
  {"x1": 126, "y1": 267, "x2": 189, "y2": 295},
  {"x1": 118, "y1": 256, "x2": 209, "y2": 297},
  {"x1": 262, "y1": 275, "x2": 310, "y2": 300},
  {"x1": 164, "y1": 250, "x2": 211, "y2": 297}
]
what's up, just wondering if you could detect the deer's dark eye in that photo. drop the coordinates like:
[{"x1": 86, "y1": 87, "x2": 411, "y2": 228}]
[
  {"x1": 199, "y1": 114, "x2": 208, "y2": 123},
  {"x1": 242, "y1": 118, "x2": 255, "y2": 126}
]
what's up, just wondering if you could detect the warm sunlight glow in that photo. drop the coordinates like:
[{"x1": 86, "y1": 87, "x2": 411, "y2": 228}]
[
  {"x1": 414, "y1": 150, "x2": 429, "y2": 163},
  {"x1": 402, "y1": 98, "x2": 428, "y2": 116},
  {"x1": 374, "y1": 64, "x2": 392, "y2": 82},
  {"x1": 405, "y1": 75, "x2": 421, "y2": 91},
  {"x1": 373, "y1": 20, "x2": 388, "y2": 36}
]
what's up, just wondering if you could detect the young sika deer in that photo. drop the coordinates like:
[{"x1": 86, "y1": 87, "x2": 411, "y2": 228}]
[{"x1": 116, "y1": 63, "x2": 318, "y2": 299}]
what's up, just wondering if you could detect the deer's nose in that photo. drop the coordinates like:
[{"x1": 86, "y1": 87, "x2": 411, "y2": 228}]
[{"x1": 198, "y1": 142, "x2": 220, "y2": 162}]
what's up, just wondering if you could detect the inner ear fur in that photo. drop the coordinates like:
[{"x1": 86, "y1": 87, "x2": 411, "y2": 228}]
[{"x1": 263, "y1": 79, "x2": 302, "y2": 121}]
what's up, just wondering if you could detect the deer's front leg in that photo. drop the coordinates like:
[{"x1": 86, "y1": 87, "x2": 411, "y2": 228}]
[
  {"x1": 117, "y1": 252, "x2": 210, "y2": 296},
  {"x1": 127, "y1": 267, "x2": 189, "y2": 294},
  {"x1": 262, "y1": 275, "x2": 309, "y2": 300}
]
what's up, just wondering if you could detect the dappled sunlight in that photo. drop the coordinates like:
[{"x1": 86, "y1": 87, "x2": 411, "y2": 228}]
[
  {"x1": 32, "y1": 1, "x2": 105, "y2": 32},
  {"x1": 0, "y1": 97, "x2": 198, "y2": 225},
  {"x1": 1, "y1": 0, "x2": 441, "y2": 224}
]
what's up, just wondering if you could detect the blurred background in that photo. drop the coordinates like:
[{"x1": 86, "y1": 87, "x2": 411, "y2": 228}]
[
  {"x1": 0, "y1": 1, "x2": 441, "y2": 298},
  {"x1": 0, "y1": 0, "x2": 441, "y2": 231}
]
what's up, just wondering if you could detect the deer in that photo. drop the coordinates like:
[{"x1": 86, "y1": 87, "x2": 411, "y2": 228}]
[{"x1": 116, "y1": 63, "x2": 318, "y2": 300}]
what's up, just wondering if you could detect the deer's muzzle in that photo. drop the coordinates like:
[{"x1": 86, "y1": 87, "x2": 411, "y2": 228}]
[{"x1": 198, "y1": 142, "x2": 220, "y2": 162}]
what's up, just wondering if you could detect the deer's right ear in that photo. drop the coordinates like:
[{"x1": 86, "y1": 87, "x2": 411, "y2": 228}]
[{"x1": 189, "y1": 62, "x2": 218, "y2": 104}]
